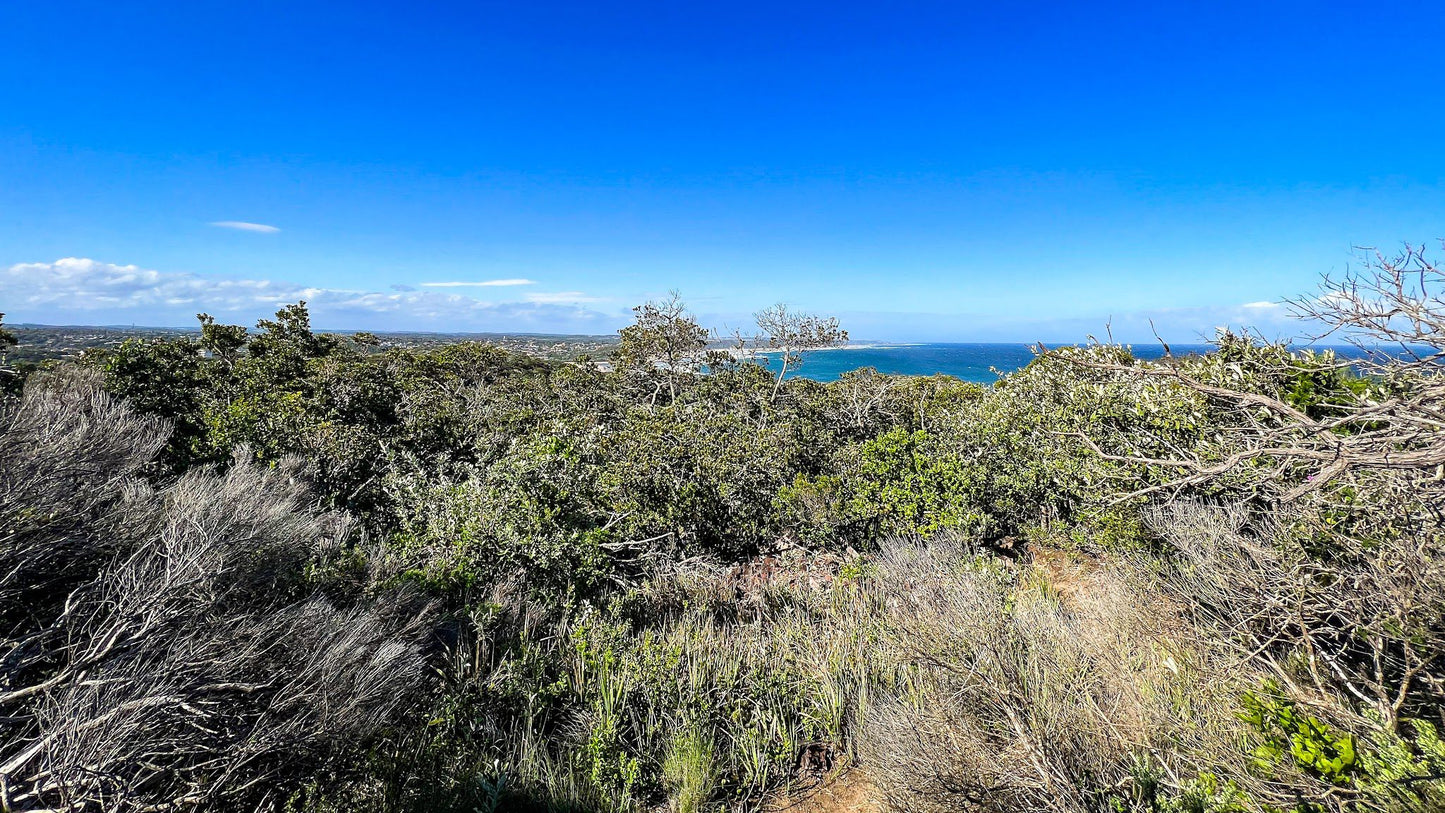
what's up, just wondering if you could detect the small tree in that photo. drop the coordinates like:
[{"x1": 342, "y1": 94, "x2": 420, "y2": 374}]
[
  {"x1": 0, "y1": 313, "x2": 16, "y2": 358},
  {"x1": 251, "y1": 301, "x2": 340, "y2": 360},
  {"x1": 350, "y1": 331, "x2": 381, "y2": 348},
  {"x1": 0, "y1": 313, "x2": 18, "y2": 395},
  {"x1": 615, "y1": 291, "x2": 710, "y2": 404},
  {"x1": 753, "y1": 303, "x2": 848, "y2": 402},
  {"x1": 1288, "y1": 241, "x2": 1445, "y2": 368},
  {"x1": 0, "y1": 313, "x2": 17, "y2": 385},
  {"x1": 197, "y1": 312, "x2": 249, "y2": 366}
]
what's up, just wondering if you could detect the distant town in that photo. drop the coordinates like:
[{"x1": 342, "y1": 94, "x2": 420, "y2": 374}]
[{"x1": 5, "y1": 324, "x2": 620, "y2": 366}]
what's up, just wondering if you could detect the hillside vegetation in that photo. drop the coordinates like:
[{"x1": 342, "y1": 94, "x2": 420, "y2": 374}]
[{"x1": 4, "y1": 247, "x2": 1445, "y2": 812}]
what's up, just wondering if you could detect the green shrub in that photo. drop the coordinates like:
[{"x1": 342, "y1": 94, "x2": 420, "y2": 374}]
[{"x1": 1242, "y1": 683, "x2": 1359, "y2": 785}]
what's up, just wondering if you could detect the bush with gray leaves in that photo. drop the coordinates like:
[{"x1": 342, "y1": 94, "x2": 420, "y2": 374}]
[{"x1": 0, "y1": 370, "x2": 432, "y2": 812}]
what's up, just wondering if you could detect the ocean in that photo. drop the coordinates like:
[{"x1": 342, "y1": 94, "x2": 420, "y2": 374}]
[{"x1": 757, "y1": 342, "x2": 1357, "y2": 384}]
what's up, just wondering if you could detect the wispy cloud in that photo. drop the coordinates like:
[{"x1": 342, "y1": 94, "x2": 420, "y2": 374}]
[
  {"x1": 525, "y1": 291, "x2": 608, "y2": 304},
  {"x1": 210, "y1": 221, "x2": 280, "y2": 233},
  {"x1": 831, "y1": 298, "x2": 1318, "y2": 343},
  {"x1": 421, "y1": 279, "x2": 535, "y2": 287},
  {"x1": 3, "y1": 258, "x2": 624, "y2": 333}
]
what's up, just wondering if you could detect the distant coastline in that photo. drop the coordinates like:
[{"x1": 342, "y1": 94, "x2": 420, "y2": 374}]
[
  {"x1": 724, "y1": 340, "x2": 920, "y2": 357},
  {"x1": 749, "y1": 341, "x2": 1373, "y2": 384}
]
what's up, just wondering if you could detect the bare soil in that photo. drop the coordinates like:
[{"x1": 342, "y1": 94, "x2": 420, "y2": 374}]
[{"x1": 764, "y1": 767, "x2": 883, "y2": 813}]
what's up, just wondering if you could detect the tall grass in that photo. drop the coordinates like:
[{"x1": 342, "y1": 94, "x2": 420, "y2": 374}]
[
  {"x1": 404, "y1": 534, "x2": 1243, "y2": 812},
  {"x1": 394, "y1": 553, "x2": 906, "y2": 812},
  {"x1": 359, "y1": 513, "x2": 1445, "y2": 812}
]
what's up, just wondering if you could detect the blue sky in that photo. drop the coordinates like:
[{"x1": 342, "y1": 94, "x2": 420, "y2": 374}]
[{"x1": 3, "y1": 1, "x2": 1444, "y2": 341}]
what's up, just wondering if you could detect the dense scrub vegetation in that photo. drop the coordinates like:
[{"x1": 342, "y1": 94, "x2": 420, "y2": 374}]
[{"x1": 5, "y1": 246, "x2": 1445, "y2": 811}]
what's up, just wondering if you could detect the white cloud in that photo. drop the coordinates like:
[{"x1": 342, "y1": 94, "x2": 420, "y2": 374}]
[
  {"x1": 1, "y1": 258, "x2": 623, "y2": 333},
  {"x1": 1317, "y1": 290, "x2": 1360, "y2": 307},
  {"x1": 832, "y1": 298, "x2": 1320, "y2": 343},
  {"x1": 1241, "y1": 301, "x2": 1281, "y2": 309},
  {"x1": 525, "y1": 291, "x2": 608, "y2": 304},
  {"x1": 210, "y1": 221, "x2": 281, "y2": 233},
  {"x1": 421, "y1": 279, "x2": 535, "y2": 287}
]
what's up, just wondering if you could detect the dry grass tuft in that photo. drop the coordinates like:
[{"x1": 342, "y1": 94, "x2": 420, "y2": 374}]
[{"x1": 857, "y1": 535, "x2": 1247, "y2": 813}]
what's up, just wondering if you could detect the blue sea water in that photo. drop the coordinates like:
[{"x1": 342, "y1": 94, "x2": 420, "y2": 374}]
[{"x1": 759, "y1": 343, "x2": 1359, "y2": 384}]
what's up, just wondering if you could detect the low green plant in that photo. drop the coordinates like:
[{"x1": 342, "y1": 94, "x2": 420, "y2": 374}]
[{"x1": 1241, "y1": 682, "x2": 1358, "y2": 786}]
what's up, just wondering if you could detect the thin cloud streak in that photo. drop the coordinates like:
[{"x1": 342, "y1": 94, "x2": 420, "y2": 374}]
[
  {"x1": 826, "y1": 299, "x2": 1319, "y2": 343},
  {"x1": 525, "y1": 291, "x2": 608, "y2": 304},
  {"x1": 209, "y1": 221, "x2": 281, "y2": 233},
  {"x1": 421, "y1": 279, "x2": 535, "y2": 287}
]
